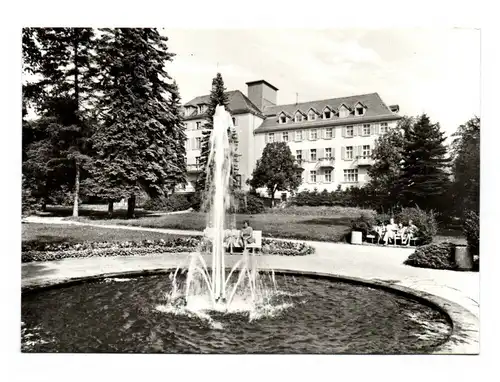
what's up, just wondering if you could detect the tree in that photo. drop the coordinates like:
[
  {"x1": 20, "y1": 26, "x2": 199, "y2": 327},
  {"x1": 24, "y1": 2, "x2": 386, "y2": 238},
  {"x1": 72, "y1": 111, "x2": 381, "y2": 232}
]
[
  {"x1": 167, "y1": 80, "x2": 187, "y2": 192},
  {"x1": 450, "y1": 116, "x2": 480, "y2": 216},
  {"x1": 248, "y1": 142, "x2": 303, "y2": 207},
  {"x1": 196, "y1": 73, "x2": 239, "y2": 197},
  {"x1": 398, "y1": 114, "x2": 451, "y2": 212},
  {"x1": 22, "y1": 28, "x2": 97, "y2": 216},
  {"x1": 367, "y1": 118, "x2": 408, "y2": 212},
  {"x1": 90, "y1": 28, "x2": 182, "y2": 218}
]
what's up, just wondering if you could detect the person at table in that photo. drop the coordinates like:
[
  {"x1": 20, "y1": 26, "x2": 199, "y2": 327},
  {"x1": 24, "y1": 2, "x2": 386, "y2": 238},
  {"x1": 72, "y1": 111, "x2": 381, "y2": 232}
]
[
  {"x1": 240, "y1": 220, "x2": 255, "y2": 249},
  {"x1": 382, "y1": 218, "x2": 398, "y2": 245}
]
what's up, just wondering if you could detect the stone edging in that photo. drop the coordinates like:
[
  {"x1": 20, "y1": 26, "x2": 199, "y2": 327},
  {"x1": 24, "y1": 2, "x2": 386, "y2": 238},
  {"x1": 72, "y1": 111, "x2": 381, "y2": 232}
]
[{"x1": 21, "y1": 267, "x2": 479, "y2": 355}]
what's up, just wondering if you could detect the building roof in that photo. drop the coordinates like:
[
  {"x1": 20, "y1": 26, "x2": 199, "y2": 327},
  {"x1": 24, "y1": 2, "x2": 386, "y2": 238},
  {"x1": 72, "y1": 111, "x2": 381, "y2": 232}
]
[
  {"x1": 255, "y1": 92, "x2": 401, "y2": 133},
  {"x1": 183, "y1": 90, "x2": 264, "y2": 120},
  {"x1": 245, "y1": 79, "x2": 279, "y2": 91}
]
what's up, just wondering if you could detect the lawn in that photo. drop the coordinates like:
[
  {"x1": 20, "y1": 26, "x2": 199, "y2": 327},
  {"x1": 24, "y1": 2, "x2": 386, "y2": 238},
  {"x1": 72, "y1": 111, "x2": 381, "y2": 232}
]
[
  {"x1": 22, "y1": 223, "x2": 185, "y2": 246},
  {"x1": 37, "y1": 205, "x2": 466, "y2": 244},
  {"x1": 56, "y1": 206, "x2": 367, "y2": 242}
]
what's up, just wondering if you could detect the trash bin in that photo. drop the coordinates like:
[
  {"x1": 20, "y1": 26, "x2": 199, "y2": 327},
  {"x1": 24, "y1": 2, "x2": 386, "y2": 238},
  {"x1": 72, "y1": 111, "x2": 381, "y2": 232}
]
[
  {"x1": 351, "y1": 231, "x2": 362, "y2": 245},
  {"x1": 454, "y1": 244, "x2": 473, "y2": 270}
]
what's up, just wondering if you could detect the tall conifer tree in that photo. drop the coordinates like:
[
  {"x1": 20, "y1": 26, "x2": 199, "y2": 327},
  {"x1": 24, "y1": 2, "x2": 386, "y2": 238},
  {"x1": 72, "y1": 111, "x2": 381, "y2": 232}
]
[
  {"x1": 91, "y1": 28, "x2": 183, "y2": 218},
  {"x1": 398, "y1": 114, "x2": 451, "y2": 211}
]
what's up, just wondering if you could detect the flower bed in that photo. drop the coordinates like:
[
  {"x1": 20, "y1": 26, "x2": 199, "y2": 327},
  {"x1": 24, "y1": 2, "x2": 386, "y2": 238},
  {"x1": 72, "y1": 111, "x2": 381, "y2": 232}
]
[{"x1": 22, "y1": 237, "x2": 315, "y2": 263}]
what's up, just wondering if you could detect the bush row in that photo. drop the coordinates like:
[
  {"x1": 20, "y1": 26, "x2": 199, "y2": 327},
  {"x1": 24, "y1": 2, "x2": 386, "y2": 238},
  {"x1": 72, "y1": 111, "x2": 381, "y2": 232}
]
[
  {"x1": 21, "y1": 237, "x2": 315, "y2": 262},
  {"x1": 291, "y1": 187, "x2": 377, "y2": 209},
  {"x1": 404, "y1": 242, "x2": 457, "y2": 270},
  {"x1": 142, "y1": 193, "x2": 267, "y2": 214}
]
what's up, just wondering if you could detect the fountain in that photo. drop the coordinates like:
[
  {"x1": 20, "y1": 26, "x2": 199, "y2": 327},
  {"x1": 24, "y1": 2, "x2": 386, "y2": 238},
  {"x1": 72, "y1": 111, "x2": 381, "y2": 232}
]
[{"x1": 169, "y1": 105, "x2": 267, "y2": 313}]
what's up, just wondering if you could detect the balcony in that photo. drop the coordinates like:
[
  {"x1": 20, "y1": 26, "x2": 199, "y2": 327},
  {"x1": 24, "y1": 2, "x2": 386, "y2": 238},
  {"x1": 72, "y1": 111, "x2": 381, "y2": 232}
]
[
  {"x1": 356, "y1": 155, "x2": 374, "y2": 166},
  {"x1": 315, "y1": 157, "x2": 335, "y2": 169},
  {"x1": 187, "y1": 164, "x2": 202, "y2": 173}
]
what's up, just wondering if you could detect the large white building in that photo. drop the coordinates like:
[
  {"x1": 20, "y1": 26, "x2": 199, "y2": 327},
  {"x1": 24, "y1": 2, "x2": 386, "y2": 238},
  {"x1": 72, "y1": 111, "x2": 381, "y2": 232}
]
[{"x1": 180, "y1": 80, "x2": 401, "y2": 196}]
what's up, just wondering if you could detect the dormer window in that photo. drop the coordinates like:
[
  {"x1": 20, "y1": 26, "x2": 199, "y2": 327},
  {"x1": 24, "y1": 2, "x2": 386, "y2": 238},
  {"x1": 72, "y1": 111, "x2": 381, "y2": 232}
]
[
  {"x1": 323, "y1": 109, "x2": 332, "y2": 119},
  {"x1": 355, "y1": 102, "x2": 366, "y2": 116},
  {"x1": 294, "y1": 112, "x2": 303, "y2": 123},
  {"x1": 339, "y1": 104, "x2": 350, "y2": 118},
  {"x1": 307, "y1": 109, "x2": 317, "y2": 121},
  {"x1": 279, "y1": 114, "x2": 287, "y2": 124}
]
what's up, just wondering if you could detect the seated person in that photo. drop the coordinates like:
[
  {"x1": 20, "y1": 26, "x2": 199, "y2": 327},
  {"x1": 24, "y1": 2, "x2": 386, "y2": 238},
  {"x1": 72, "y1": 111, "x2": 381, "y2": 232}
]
[
  {"x1": 400, "y1": 224, "x2": 410, "y2": 245},
  {"x1": 405, "y1": 220, "x2": 419, "y2": 246},
  {"x1": 382, "y1": 218, "x2": 398, "y2": 245},
  {"x1": 372, "y1": 223, "x2": 385, "y2": 243},
  {"x1": 240, "y1": 220, "x2": 255, "y2": 249}
]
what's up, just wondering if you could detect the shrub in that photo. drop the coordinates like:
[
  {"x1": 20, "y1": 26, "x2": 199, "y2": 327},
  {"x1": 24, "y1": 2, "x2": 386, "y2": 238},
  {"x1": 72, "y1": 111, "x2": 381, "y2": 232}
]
[
  {"x1": 350, "y1": 213, "x2": 376, "y2": 240},
  {"x1": 374, "y1": 213, "x2": 391, "y2": 225},
  {"x1": 142, "y1": 194, "x2": 191, "y2": 212},
  {"x1": 395, "y1": 207, "x2": 438, "y2": 245},
  {"x1": 463, "y1": 210, "x2": 479, "y2": 264},
  {"x1": 189, "y1": 192, "x2": 203, "y2": 212},
  {"x1": 404, "y1": 242, "x2": 457, "y2": 270},
  {"x1": 239, "y1": 194, "x2": 266, "y2": 214}
]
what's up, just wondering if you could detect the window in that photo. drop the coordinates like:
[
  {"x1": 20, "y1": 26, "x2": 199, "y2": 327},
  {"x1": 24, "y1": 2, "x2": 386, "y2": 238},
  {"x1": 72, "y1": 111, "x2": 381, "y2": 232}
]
[
  {"x1": 324, "y1": 110, "x2": 332, "y2": 119},
  {"x1": 280, "y1": 115, "x2": 287, "y2": 124},
  {"x1": 346, "y1": 146, "x2": 353, "y2": 160},
  {"x1": 268, "y1": 133, "x2": 275, "y2": 143},
  {"x1": 356, "y1": 107, "x2": 365, "y2": 116},
  {"x1": 195, "y1": 137, "x2": 201, "y2": 149},
  {"x1": 195, "y1": 156, "x2": 200, "y2": 167},
  {"x1": 310, "y1": 149, "x2": 317, "y2": 161},
  {"x1": 295, "y1": 130, "x2": 303, "y2": 141},
  {"x1": 339, "y1": 106, "x2": 349, "y2": 118},
  {"x1": 310, "y1": 129, "x2": 318, "y2": 140},
  {"x1": 295, "y1": 150, "x2": 302, "y2": 161},
  {"x1": 363, "y1": 124, "x2": 371, "y2": 136},
  {"x1": 344, "y1": 169, "x2": 359, "y2": 183},
  {"x1": 325, "y1": 128, "x2": 333, "y2": 139},
  {"x1": 346, "y1": 125, "x2": 354, "y2": 137},
  {"x1": 380, "y1": 122, "x2": 388, "y2": 134},
  {"x1": 310, "y1": 170, "x2": 317, "y2": 183},
  {"x1": 308, "y1": 111, "x2": 317, "y2": 121},
  {"x1": 325, "y1": 148, "x2": 332, "y2": 158},
  {"x1": 362, "y1": 145, "x2": 371, "y2": 158},
  {"x1": 282, "y1": 131, "x2": 288, "y2": 142},
  {"x1": 295, "y1": 113, "x2": 303, "y2": 123},
  {"x1": 324, "y1": 169, "x2": 332, "y2": 182},
  {"x1": 196, "y1": 121, "x2": 202, "y2": 129},
  {"x1": 232, "y1": 117, "x2": 238, "y2": 126}
]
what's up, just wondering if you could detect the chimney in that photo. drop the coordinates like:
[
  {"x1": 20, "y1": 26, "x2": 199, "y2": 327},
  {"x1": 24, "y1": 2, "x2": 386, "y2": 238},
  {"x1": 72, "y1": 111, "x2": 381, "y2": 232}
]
[{"x1": 246, "y1": 80, "x2": 278, "y2": 111}]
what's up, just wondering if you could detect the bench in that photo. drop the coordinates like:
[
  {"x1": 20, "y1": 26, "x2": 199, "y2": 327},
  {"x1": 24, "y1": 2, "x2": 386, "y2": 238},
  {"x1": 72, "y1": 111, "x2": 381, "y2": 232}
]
[{"x1": 203, "y1": 228, "x2": 263, "y2": 254}]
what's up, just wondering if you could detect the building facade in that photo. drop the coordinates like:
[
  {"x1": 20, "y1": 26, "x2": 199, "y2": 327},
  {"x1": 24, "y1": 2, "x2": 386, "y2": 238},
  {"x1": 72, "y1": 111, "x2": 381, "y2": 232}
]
[{"x1": 180, "y1": 80, "x2": 401, "y2": 196}]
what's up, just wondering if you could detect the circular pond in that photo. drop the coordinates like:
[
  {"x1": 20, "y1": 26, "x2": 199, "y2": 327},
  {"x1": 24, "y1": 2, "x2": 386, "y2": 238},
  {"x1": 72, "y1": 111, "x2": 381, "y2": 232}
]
[{"x1": 21, "y1": 273, "x2": 452, "y2": 354}]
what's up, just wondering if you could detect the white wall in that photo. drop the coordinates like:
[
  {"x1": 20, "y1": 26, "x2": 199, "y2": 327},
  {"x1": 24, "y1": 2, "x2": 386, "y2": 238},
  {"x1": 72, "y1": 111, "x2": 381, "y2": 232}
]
[{"x1": 253, "y1": 120, "x2": 399, "y2": 195}]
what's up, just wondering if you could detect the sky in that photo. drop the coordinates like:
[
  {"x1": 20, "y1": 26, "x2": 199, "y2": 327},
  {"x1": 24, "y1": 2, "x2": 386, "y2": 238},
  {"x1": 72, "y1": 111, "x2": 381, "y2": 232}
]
[{"x1": 163, "y1": 29, "x2": 480, "y2": 141}]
